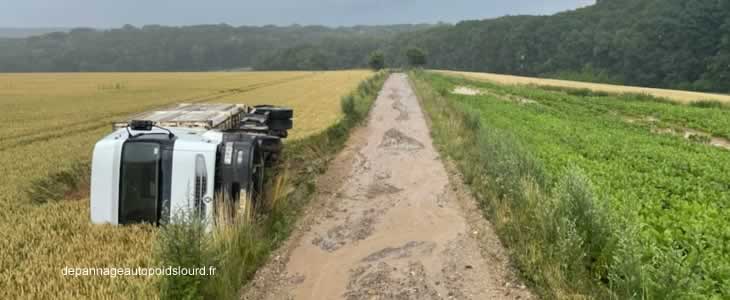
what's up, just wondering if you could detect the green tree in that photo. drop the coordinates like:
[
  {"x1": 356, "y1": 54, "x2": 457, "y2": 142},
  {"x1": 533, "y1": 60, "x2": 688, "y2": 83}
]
[
  {"x1": 406, "y1": 48, "x2": 427, "y2": 67},
  {"x1": 368, "y1": 51, "x2": 385, "y2": 70}
]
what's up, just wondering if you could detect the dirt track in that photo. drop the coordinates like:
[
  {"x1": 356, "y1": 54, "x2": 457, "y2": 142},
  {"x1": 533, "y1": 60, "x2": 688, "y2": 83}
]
[{"x1": 243, "y1": 73, "x2": 532, "y2": 299}]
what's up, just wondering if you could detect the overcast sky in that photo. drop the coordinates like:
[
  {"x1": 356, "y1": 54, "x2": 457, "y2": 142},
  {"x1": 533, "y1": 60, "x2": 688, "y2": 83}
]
[{"x1": 0, "y1": 0, "x2": 595, "y2": 28}]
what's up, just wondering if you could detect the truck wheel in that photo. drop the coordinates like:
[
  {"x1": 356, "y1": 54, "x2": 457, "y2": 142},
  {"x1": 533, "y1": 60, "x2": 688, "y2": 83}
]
[
  {"x1": 267, "y1": 119, "x2": 293, "y2": 131},
  {"x1": 259, "y1": 137, "x2": 283, "y2": 154},
  {"x1": 254, "y1": 105, "x2": 293, "y2": 120}
]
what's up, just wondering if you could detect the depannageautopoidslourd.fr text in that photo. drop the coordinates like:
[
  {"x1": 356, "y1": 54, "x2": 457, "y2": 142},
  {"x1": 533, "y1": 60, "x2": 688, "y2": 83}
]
[{"x1": 62, "y1": 266, "x2": 216, "y2": 277}]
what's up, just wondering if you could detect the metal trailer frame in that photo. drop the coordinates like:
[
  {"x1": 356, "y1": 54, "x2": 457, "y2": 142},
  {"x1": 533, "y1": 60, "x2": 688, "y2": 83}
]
[{"x1": 112, "y1": 103, "x2": 248, "y2": 131}]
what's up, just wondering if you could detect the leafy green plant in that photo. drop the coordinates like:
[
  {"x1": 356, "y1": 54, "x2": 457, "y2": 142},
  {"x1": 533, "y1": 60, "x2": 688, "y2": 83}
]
[{"x1": 368, "y1": 51, "x2": 385, "y2": 71}]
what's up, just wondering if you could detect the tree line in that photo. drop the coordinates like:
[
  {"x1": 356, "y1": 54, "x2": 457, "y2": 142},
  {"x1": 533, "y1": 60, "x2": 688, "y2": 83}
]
[
  {"x1": 1, "y1": 0, "x2": 728, "y2": 92},
  {"x1": 383, "y1": 0, "x2": 730, "y2": 92},
  {"x1": 0, "y1": 24, "x2": 429, "y2": 72}
]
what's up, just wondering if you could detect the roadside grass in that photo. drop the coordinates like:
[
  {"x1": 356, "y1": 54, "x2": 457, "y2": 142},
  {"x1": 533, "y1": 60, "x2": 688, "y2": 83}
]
[{"x1": 155, "y1": 71, "x2": 389, "y2": 299}]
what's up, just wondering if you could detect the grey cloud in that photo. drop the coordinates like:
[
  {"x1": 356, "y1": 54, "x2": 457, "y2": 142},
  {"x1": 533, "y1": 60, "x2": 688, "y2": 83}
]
[{"x1": 0, "y1": 0, "x2": 595, "y2": 28}]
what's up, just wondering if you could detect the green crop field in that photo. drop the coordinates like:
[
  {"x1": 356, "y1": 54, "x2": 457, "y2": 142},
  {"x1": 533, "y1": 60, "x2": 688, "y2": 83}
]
[{"x1": 413, "y1": 71, "x2": 730, "y2": 299}]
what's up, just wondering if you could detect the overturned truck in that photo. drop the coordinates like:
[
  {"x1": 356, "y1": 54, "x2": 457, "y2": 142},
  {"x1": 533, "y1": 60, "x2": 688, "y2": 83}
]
[{"x1": 90, "y1": 103, "x2": 293, "y2": 225}]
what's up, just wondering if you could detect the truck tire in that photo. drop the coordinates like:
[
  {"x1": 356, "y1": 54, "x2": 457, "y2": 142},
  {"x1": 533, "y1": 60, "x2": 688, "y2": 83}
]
[
  {"x1": 253, "y1": 105, "x2": 293, "y2": 120},
  {"x1": 259, "y1": 136, "x2": 283, "y2": 154},
  {"x1": 267, "y1": 119, "x2": 293, "y2": 131}
]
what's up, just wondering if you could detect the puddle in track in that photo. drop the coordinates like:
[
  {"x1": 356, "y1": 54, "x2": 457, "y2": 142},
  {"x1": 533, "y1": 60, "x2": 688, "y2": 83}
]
[
  {"x1": 392, "y1": 99, "x2": 410, "y2": 121},
  {"x1": 311, "y1": 208, "x2": 383, "y2": 252},
  {"x1": 379, "y1": 128, "x2": 424, "y2": 151},
  {"x1": 388, "y1": 89, "x2": 399, "y2": 100},
  {"x1": 362, "y1": 241, "x2": 437, "y2": 263},
  {"x1": 366, "y1": 181, "x2": 403, "y2": 199},
  {"x1": 344, "y1": 262, "x2": 442, "y2": 300}
]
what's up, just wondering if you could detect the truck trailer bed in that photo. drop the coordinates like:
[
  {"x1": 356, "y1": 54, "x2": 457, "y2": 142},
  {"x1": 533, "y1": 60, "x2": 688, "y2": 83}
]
[{"x1": 113, "y1": 103, "x2": 246, "y2": 130}]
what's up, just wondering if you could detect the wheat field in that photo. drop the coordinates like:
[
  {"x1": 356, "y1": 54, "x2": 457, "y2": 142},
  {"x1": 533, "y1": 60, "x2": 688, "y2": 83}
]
[
  {"x1": 0, "y1": 70, "x2": 372, "y2": 298},
  {"x1": 437, "y1": 70, "x2": 730, "y2": 104}
]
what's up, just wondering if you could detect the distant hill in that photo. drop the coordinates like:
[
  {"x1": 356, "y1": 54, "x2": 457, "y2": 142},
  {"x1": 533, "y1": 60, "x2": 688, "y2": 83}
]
[{"x1": 0, "y1": 27, "x2": 69, "y2": 38}]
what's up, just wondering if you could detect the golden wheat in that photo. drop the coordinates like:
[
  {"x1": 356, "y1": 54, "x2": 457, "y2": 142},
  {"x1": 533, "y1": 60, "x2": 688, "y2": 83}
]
[
  {"x1": 436, "y1": 70, "x2": 730, "y2": 104},
  {"x1": 0, "y1": 70, "x2": 372, "y2": 298}
]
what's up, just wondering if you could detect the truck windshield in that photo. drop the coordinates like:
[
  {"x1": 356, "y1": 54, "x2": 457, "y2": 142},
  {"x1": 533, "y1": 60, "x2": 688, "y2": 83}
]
[{"x1": 119, "y1": 142, "x2": 160, "y2": 224}]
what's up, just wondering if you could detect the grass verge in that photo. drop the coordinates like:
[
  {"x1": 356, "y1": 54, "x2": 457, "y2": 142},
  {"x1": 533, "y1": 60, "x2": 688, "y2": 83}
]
[{"x1": 155, "y1": 70, "x2": 389, "y2": 299}]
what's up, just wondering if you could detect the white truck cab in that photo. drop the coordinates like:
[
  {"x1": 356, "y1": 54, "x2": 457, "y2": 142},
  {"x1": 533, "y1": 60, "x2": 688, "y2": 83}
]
[{"x1": 90, "y1": 103, "x2": 292, "y2": 225}]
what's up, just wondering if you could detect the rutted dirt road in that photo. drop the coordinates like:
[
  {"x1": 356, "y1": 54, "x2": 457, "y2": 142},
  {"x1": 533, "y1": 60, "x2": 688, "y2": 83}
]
[{"x1": 243, "y1": 74, "x2": 532, "y2": 299}]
